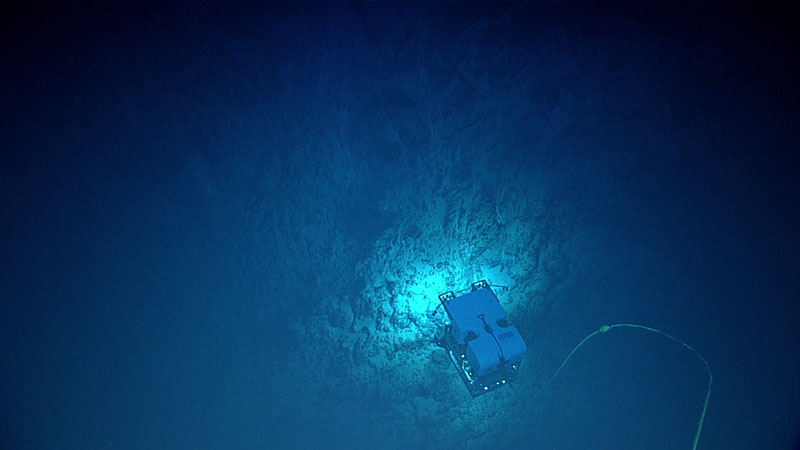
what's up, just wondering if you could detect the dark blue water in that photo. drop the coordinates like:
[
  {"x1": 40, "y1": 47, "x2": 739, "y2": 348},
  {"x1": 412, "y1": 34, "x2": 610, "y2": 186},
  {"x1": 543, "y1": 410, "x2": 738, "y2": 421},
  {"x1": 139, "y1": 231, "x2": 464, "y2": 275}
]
[{"x1": 2, "y1": 4, "x2": 798, "y2": 449}]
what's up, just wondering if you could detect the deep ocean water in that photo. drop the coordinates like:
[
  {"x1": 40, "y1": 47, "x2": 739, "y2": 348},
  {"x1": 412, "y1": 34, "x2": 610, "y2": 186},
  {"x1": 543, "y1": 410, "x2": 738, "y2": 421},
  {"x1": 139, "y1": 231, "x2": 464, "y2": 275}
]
[{"x1": 2, "y1": 4, "x2": 798, "y2": 449}]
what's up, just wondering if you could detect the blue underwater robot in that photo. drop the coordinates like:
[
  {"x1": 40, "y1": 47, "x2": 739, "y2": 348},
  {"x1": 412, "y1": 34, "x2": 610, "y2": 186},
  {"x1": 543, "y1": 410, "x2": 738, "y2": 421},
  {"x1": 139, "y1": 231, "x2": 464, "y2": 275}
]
[{"x1": 435, "y1": 280, "x2": 527, "y2": 397}]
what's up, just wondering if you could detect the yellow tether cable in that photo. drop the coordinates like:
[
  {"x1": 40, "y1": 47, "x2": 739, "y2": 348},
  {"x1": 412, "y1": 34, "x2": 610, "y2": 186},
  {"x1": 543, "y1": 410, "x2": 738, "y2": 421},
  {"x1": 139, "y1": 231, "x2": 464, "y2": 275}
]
[{"x1": 531, "y1": 323, "x2": 713, "y2": 450}]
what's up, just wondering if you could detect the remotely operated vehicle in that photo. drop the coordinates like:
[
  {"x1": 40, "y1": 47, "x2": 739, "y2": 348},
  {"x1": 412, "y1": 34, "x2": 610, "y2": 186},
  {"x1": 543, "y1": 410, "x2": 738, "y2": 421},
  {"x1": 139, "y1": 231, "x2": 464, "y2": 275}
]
[
  {"x1": 434, "y1": 280, "x2": 527, "y2": 397},
  {"x1": 432, "y1": 283, "x2": 712, "y2": 447}
]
